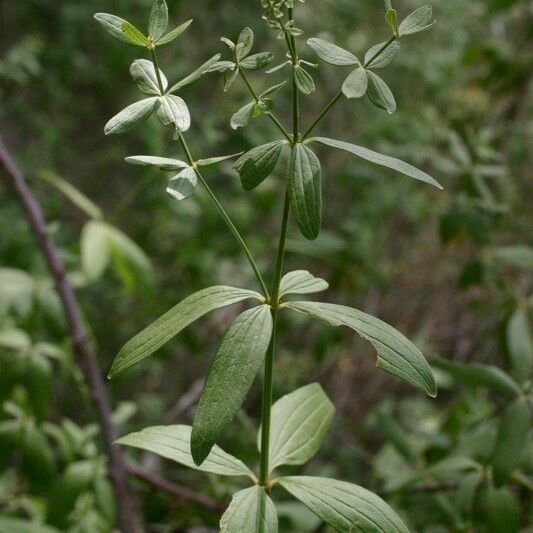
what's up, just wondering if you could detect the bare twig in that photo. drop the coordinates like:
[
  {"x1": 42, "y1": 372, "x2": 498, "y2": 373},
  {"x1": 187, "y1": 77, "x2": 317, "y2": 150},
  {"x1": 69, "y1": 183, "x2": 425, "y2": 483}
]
[
  {"x1": 128, "y1": 465, "x2": 221, "y2": 511},
  {"x1": 0, "y1": 134, "x2": 219, "y2": 529}
]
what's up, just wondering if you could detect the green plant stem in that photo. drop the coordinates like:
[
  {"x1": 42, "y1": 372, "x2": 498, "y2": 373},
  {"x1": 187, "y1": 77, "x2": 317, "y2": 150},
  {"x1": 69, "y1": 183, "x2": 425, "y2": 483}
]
[
  {"x1": 149, "y1": 46, "x2": 165, "y2": 94},
  {"x1": 238, "y1": 68, "x2": 293, "y2": 144},
  {"x1": 302, "y1": 35, "x2": 398, "y2": 140},
  {"x1": 176, "y1": 132, "x2": 270, "y2": 299},
  {"x1": 258, "y1": 6, "x2": 299, "y2": 487}
]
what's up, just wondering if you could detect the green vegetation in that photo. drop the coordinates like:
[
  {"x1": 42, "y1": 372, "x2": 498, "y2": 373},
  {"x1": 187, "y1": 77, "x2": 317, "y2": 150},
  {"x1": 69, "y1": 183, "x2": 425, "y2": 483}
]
[{"x1": 0, "y1": 0, "x2": 530, "y2": 531}]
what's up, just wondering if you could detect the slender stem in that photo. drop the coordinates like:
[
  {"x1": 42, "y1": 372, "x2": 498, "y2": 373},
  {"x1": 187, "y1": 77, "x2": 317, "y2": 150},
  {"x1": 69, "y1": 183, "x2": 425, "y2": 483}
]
[
  {"x1": 302, "y1": 92, "x2": 342, "y2": 140},
  {"x1": 177, "y1": 133, "x2": 270, "y2": 299},
  {"x1": 259, "y1": 6, "x2": 299, "y2": 487},
  {"x1": 149, "y1": 46, "x2": 166, "y2": 95},
  {"x1": 302, "y1": 35, "x2": 398, "y2": 140},
  {"x1": 238, "y1": 68, "x2": 293, "y2": 143}
]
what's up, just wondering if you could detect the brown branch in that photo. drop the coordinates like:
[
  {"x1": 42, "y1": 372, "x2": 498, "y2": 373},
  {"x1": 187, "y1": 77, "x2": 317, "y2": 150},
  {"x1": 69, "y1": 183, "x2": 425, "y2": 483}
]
[
  {"x1": 0, "y1": 134, "x2": 222, "y2": 524},
  {"x1": 128, "y1": 465, "x2": 221, "y2": 511}
]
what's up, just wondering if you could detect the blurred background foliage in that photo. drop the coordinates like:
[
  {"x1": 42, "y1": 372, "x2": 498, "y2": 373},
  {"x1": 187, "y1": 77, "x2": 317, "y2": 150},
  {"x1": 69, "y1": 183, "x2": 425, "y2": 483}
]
[{"x1": 0, "y1": 0, "x2": 531, "y2": 531}]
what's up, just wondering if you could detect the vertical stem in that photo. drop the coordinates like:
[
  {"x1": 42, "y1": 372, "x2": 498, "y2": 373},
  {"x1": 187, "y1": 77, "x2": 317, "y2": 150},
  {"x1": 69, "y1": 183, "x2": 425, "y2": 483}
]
[
  {"x1": 149, "y1": 46, "x2": 166, "y2": 94},
  {"x1": 258, "y1": 6, "x2": 299, "y2": 487}
]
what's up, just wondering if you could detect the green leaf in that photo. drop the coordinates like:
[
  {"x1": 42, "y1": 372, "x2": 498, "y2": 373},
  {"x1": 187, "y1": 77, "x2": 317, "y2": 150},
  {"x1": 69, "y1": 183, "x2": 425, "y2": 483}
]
[
  {"x1": 80, "y1": 220, "x2": 111, "y2": 282},
  {"x1": 148, "y1": 0, "x2": 168, "y2": 42},
  {"x1": 196, "y1": 153, "x2": 243, "y2": 167},
  {"x1": 191, "y1": 305, "x2": 273, "y2": 465},
  {"x1": 311, "y1": 137, "x2": 443, "y2": 189},
  {"x1": 121, "y1": 21, "x2": 150, "y2": 47},
  {"x1": 306, "y1": 38, "x2": 359, "y2": 66},
  {"x1": 236, "y1": 27, "x2": 254, "y2": 60},
  {"x1": 294, "y1": 66, "x2": 316, "y2": 95},
  {"x1": 367, "y1": 71, "x2": 396, "y2": 113},
  {"x1": 386, "y1": 9, "x2": 399, "y2": 35},
  {"x1": 399, "y1": 5, "x2": 436, "y2": 36},
  {"x1": 342, "y1": 68, "x2": 368, "y2": 99},
  {"x1": 491, "y1": 397, "x2": 531, "y2": 487},
  {"x1": 109, "y1": 286, "x2": 262, "y2": 377},
  {"x1": 230, "y1": 101, "x2": 255, "y2": 130},
  {"x1": 259, "y1": 383, "x2": 334, "y2": 472},
  {"x1": 278, "y1": 477, "x2": 409, "y2": 533},
  {"x1": 432, "y1": 357, "x2": 521, "y2": 395},
  {"x1": 234, "y1": 141, "x2": 287, "y2": 190},
  {"x1": 492, "y1": 245, "x2": 533, "y2": 271},
  {"x1": 240, "y1": 52, "x2": 274, "y2": 71},
  {"x1": 156, "y1": 19, "x2": 193, "y2": 46},
  {"x1": 94, "y1": 13, "x2": 132, "y2": 45},
  {"x1": 104, "y1": 97, "x2": 159, "y2": 135},
  {"x1": 279, "y1": 270, "x2": 328, "y2": 297},
  {"x1": 365, "y1": 41, "x2": 401, "y2": 68},
  {"x1": 506, "y1": 308, "x2": 532, "y2": 381},
  {"x1": 288, "y1": 144, "x2": 322, "y2": 241},
  {"x1": 479, "y1": 484, "x2": 521, "y2": 533},
  {"x1": 259, "y1": 80, "x2": 289, "y2": 98},
  {"x1": 116, "y1": 424, "x2": 254, "y2": 478},
  {"x1": 166, "y1": 167, "x2": 197, "y2": 201},
  {"x1": 220, "y1": 486, "x2": 278, "y2": 533},
  {"x1": 0, "y1": 517, "x2": 59, "y2": 533},
  {"x1": 130, "y1": 59, "x2": 168, "y2": 95},
  {"x1": 106, "y1": 224, "x2": 154, "y2": 290},
  {"x1": 156, "y1": 95, "x2": 191, "y2": 133},
  {"x1": 38, "y1": 170, "x2": 103, "y2": 219},
  {"x1": 168, "y1": 54, "x2": 222, "y2": 93},
  {"x1": 125, "y1": 155, "x2": 188, "y2": 171},
  {"x1": 286, "y1": 301, "x2": 437, "y2": 397}
]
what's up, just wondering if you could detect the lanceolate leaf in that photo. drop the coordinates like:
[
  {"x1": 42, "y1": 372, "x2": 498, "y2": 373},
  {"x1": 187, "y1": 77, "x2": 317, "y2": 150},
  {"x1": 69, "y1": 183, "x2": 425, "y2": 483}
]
[
  {"x1": 130, "y1": 59, "x2": 168, "y2": 95},
  {"x1": 220, "y1": 486, "x2": 278, "y2": 533},
  {"x1": 364, "y1": 41, "x2": 401, "y2": 68},
  {"x1": 156, "y1": 19, "x2": 193, "y2": 46},
  {"x1": 294, "y1": 66, "x2": 316, "y2": 95},
  {"x1": 312, "y1": 137, "x2": 443, "y2": 189},
  {"x1": 306, "y1": 38, "x2": 359, "y2": 66},
  {"x1": 196, "y1": 153, "x2": 244, "y2": 167},
  {"x1": 279, "y1": 270, "x2": 328, "y2": 297},
  {"x1": 125, "y1": 155, "x2": 188, "y2": 171},
  {"x1": 259, "y1": 383, "x2": 334, "y2": 472},
  {"x1": 191, "y1": 305, "x2": 273, "y2": 465},
  {"x1": 433, "y1": 357, "x2": 521, "y2": 395},
  {"x1": 104, "y1": 98, "x2": 159, "y2": 135},
  {"x1": 288, "y1": 144, "x2": 322, "y2": 241},
  {"x1": 122, "y1": 21, "x2": 150, "y2": 47},
  {"x1": 230, "y1": 101, "x2": 256, "y2": 130},
  {"x1": 168, "y1": 54, "x2": 222, "y2": 93},
  {"x1": 367, "y1": 71, "x2": 396, "y2": 114},
  {"x1": 491, "y1": 397, "x2": 531, "y2": 487},
  {"x1": 342, "y1": 68, "x2": 368, "y2": 99},
  {"x1": 148, "y1": 0, "x2": 168, "y2": 42},
  {"x1": 94, "y1": 13, "x2": 133, "y2": 45},
  {"x1": 109, "y1": 286, "x2": 263, "y2": 378},
  {"x1": 278, "y1": 477, "x2": 409, "y2": 533},
  {"x1": 116, "y1": 425, "x2": 254, "y2": 478},
  {"x1": 157, "y1": 95, "x2": 191, "y2": 133},
  {"x1": 234, "y1": 141, "x2": 287, "y2": 190},
  {"x1": 287, "y1": 301, "x2": 437, "y2": 397},
  {"x1": 166, "y1": 167, "x2": 197, "y2": 201},
  {"x1": 399, "y1": 5, "x2": 436, "y2": 36},
  {"x1": 236, "y1": 27, "x2": 254, "y2": 60},
  {"x1": 240, "y1": 52, "x2": 274, "y2": 71}
]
